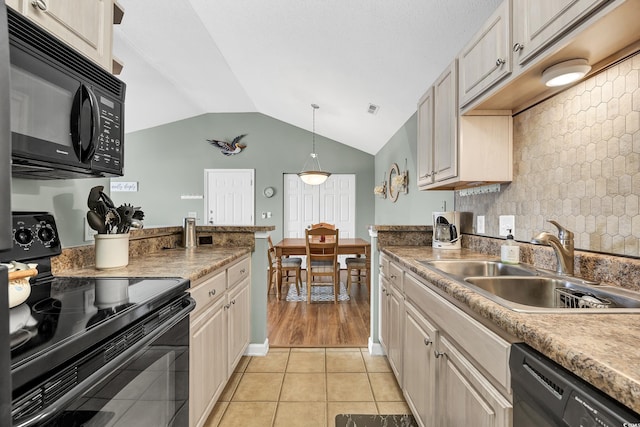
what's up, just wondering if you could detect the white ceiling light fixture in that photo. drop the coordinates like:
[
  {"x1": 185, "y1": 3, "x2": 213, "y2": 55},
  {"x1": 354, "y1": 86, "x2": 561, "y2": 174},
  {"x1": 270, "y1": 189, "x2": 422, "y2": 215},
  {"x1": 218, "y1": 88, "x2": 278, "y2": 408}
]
[
  {"x1": 298, "y1": 104, "x2": 331, "y2": 186},
  {"x1": 541, "y1": 58, "x2": 592, "y2": 87}
]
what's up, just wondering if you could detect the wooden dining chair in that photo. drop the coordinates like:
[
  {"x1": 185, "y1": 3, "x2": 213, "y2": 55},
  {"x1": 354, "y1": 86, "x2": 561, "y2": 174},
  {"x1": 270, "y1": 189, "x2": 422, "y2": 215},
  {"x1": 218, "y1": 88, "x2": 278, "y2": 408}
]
[
  {"x1": 311, "y1": 222, "x2": 336, "y2": 230},
  {"x1": 345, "y1": 256, "x2": 368, "y2": 297},
  {"x1": 267, "y1": 236, "x2": 302, "y2": 299},
  {"x1": 305, "y1": 226, "x2": 340, "y2": 303}
]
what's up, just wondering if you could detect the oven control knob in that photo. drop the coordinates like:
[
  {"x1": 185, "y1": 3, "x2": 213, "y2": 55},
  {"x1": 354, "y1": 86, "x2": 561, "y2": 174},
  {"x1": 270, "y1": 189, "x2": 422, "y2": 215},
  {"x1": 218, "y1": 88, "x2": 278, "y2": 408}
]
[
  {"x1": 38, "y1": 226, "x2": 55, "y2": 244},
  {"x1": 14, "y1": 228, "x2": 33, "y2": 246}
]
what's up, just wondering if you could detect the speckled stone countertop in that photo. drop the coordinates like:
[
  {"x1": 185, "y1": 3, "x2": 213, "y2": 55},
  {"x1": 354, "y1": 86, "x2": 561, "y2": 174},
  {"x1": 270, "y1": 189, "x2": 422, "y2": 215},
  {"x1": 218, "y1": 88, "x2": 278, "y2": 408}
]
[
  {"x1": 56, "y1": 246, "x2": 251, "y2": 284},
  {"x1": 381, "y1": 245, "x2": 640, "y2": 414}
]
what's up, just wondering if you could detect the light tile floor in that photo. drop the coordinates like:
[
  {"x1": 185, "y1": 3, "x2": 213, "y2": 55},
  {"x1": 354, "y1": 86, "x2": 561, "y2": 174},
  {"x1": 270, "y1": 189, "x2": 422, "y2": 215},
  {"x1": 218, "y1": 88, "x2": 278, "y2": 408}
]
[{"x1": 204, "y1": 347, "x2": 411, "y2": 427}]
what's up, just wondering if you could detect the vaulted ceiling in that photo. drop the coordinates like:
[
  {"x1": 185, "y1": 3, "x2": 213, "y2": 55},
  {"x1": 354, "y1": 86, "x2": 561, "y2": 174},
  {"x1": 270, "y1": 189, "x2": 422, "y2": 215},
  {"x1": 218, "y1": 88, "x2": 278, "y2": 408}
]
[{"x1": 114, "y1": 0, "x2": 502, "y2": 155}]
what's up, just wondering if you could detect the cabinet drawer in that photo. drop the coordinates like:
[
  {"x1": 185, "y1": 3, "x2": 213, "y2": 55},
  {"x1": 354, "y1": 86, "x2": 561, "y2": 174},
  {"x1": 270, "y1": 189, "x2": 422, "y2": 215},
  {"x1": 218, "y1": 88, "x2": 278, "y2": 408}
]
[
  {"x1": 190, "y1": 270, "x2": 226, "y2": 318},
  {"x1": 389, "y1": 262, "x2": 403, "y2": 291},
  {"x1": 405, "y1": 273, "x2": 510, "y2": 390},
  {"x1": 227, "y1": 257, "x2": 250, "y2": 288}
]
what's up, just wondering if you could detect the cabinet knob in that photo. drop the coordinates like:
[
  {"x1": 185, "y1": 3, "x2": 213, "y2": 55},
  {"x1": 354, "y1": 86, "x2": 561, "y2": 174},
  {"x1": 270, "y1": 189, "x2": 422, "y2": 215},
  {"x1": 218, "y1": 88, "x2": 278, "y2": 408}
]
[
  {"x1": 208, "y1": 289, "x2": 216, "y2": 297},
  {"x1": 434, "y1": 350, "x2": 446, "y2": 358},
  {"x1": 240, "y1": 269, "x2": 246, "y2": 275},
  {"x1": 231, "y1": 299, "x2": 236, "y2": 304},
  {"x1": 495, "y1": 58, "x2": 506, "y2": 67},
  {"x1": 423, "y1": 337, "x2": 432, "y2": 346},
  {"x1": 31, "y1": 0, "x2": 48, "y2": 11},
  {"x1": 390, "y1": 274, "x2": 396, "y2": 279},
  {"x1": 224, "y1": 304, "x2": 231, "y2": 310},
  {"x1": 513, "y1": 43, "x2": 524, "y2": 52}
]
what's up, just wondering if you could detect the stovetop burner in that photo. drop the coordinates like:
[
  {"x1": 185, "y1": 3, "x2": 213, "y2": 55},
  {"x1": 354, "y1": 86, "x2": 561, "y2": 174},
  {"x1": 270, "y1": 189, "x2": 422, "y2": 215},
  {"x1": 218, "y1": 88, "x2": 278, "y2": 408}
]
[{"x1": 5, "y1": 213, "x2": 191, "y2": 394}]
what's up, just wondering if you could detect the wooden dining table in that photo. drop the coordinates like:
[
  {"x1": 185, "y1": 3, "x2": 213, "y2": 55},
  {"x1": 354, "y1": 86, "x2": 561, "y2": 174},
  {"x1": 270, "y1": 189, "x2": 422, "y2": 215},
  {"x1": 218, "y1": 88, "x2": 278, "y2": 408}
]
[{"x1": 273, "y1": 237, "x2": 371, "y2": 298}]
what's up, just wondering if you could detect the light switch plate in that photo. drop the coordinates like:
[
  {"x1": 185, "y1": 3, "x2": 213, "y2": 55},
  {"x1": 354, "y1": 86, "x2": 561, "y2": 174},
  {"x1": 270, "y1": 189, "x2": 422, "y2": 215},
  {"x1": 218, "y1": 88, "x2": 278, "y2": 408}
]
[
  {"x1": 84, "y1": 218, "x2": 98, "y2": 242},
  {"x1": 477, "y1": 216, "x2": 485, "y2": 234},
  {"x1": 499, "y1": 215, "x2": 515, "y2": 236}
]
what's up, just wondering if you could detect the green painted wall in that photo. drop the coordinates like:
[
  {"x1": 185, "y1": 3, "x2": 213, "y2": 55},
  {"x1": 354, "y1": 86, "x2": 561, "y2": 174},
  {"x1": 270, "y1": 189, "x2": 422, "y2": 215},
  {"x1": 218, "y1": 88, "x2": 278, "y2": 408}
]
[
  {"x1": 114, "y1": 112, "x2": 375, "y2": 242},
  {"x1": 374, "y1": 112, "x2": 453, "y2": 224}
]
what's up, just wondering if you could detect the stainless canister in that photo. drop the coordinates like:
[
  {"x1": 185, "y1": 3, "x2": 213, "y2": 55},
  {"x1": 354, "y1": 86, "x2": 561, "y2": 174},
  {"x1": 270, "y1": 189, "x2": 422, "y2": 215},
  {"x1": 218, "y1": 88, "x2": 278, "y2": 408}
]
[{"x1": 183, "y1": 217, "x2": 196, "y2": 248}]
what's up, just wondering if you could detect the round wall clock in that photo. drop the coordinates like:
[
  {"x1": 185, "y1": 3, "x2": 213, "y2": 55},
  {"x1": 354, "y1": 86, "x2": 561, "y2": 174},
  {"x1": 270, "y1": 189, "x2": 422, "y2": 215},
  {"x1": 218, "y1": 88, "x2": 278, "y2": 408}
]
[{"x1": 263, "y1": 186, "x2": 275, "y2": 198}]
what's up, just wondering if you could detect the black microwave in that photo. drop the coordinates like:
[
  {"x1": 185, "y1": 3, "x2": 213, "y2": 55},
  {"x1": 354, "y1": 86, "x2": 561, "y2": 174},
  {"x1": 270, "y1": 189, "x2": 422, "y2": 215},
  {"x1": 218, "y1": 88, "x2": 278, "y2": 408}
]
[{"x1": 7, "y1": 8, "x2": 125, "y2": 179}]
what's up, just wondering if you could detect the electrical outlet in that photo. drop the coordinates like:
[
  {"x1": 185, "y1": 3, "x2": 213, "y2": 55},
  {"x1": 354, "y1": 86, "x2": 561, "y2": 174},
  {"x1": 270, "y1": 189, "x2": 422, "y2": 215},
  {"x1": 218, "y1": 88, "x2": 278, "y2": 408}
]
[
  {"x1": 84, "y1": 218, "x2": 98, "y2": 242},
  {"x1": 477, "y1": 216, "x2": 485, "y2": 234},
  {"x1": 499, "y1": 215, "x2": 515, "y2": 236}
]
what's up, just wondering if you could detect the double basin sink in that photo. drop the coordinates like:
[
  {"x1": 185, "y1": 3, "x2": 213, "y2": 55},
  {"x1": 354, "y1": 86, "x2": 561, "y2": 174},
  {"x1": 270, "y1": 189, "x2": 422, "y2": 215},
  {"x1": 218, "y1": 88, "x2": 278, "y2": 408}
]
[{"x1": 418, "y1": 259, "x2": 640, "y2": 313}]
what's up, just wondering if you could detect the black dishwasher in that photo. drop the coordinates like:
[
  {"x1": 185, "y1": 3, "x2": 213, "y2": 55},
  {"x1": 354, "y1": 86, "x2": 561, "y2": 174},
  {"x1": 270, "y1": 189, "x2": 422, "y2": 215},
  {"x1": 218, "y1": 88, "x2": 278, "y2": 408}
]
[{"x1": 510, "y1": 343, "x2": 640, "y2": 427}]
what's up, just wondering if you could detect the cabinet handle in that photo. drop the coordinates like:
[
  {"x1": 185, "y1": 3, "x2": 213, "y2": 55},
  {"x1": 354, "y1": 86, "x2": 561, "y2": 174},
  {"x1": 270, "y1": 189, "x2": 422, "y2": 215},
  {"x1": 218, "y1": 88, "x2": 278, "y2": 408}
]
[
  {"x1": 513, "y1": 43, "x2": 524, "y2": 52},
  {"x1": 434, "y1": 350, "x2": 446, "y2": 358},
  {"x1": 231, "y1": 299, "x2": 236, "y2": 304},
  {"x1": 423, "y1": 337, "x2": 432, "y2": 346},
  {"x1": 208, "y1": 289, "x2": 216, "y2": 297},
  {"x1": 495, "y1": 58, "x2": 506, "y2": 67},
  {"x1": 224, "y1": 304, "x2": 231, "y2": 310},
  {"x1": 390, "y1": 274, "x2": 396, "y2": 279},
  {"x1": 240, "y1": 268, "x2": 246, "y2": 275},
  {"x1": 31, "y1": 0, "x2": 47, "y2": 11}
]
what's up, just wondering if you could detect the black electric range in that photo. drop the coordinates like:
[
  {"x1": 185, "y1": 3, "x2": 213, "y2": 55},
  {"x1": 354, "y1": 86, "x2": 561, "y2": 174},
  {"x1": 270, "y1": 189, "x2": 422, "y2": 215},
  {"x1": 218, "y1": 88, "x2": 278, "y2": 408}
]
[{"x1": 3, "y1": 212, "x2": 191, "y2": 396}]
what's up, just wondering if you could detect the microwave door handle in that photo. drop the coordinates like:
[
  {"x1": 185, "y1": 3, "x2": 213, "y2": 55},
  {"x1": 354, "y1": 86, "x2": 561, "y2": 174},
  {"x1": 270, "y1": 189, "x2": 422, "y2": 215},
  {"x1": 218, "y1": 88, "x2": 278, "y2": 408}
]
[{"x1": 70, "y1": 84, "x2": 99, "y2": 163}]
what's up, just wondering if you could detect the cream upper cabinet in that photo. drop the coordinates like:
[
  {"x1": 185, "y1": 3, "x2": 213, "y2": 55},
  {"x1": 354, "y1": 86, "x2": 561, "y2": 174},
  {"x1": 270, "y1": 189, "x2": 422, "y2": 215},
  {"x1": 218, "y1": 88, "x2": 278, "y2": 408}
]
[
  {"x1": 512, "y1": 0, "x2": 609, "y2": 67},
  {"x1": 458, "y1": 0, "x2": 512, "y2": 108},
  {"x1": 433, "y1": 60, "x2": 458, "y2": 184},
  {"x1": 6, "y1": 0, "x2": 118, "y2": 72},
  {"x1": 417, "y1": 60, "x2": 513, "y2": 190},
  {"x1": 417, "y1": 88, "x2": 434, "y2": 188}
]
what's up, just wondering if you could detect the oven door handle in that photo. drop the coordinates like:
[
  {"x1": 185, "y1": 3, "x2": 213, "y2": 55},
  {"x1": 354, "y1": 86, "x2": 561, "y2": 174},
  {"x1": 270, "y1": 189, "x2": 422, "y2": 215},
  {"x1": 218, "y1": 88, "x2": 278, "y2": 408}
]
[{"x1": 14, "y1": 297, "x2": 195, "y2": 427}]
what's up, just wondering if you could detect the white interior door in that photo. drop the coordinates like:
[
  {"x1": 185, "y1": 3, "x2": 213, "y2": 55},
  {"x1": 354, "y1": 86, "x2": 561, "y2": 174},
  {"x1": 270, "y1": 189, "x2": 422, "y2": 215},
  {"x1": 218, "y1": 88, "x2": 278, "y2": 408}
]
[
  {"x1": 283, "y1": 174, "x2": 356, "y2": 267},
  {"x1": 204, "y1": 169, "x2": 254, "y2": 225}
]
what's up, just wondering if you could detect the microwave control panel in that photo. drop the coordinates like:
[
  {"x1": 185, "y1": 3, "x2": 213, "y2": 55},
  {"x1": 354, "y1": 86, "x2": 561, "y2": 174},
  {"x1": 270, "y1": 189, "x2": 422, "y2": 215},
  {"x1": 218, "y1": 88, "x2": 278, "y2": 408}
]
[{"x1": 92, "y1": 91, "x2": 123, "y2": 174}]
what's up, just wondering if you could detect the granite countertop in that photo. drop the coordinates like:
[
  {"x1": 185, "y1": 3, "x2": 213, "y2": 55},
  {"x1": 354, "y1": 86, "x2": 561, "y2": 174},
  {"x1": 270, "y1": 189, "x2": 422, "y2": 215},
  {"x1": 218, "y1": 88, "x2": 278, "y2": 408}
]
[
  {"x1": 381, "y1": 245, "x2": 640, "y2": 414},
  {"x1": 56, "y1": 246, "x2": 251, "y2": 284}
]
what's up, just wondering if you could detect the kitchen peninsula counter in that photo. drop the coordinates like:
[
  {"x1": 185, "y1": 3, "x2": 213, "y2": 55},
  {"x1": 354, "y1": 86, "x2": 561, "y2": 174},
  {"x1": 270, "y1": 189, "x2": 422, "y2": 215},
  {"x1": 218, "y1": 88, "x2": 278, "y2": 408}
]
[
  {"x1": 56, "y1": 245, "x2": 251, "y2": 284},
  {"x1": 382, "y1": 245, "x2": 640, "y2": 414}
]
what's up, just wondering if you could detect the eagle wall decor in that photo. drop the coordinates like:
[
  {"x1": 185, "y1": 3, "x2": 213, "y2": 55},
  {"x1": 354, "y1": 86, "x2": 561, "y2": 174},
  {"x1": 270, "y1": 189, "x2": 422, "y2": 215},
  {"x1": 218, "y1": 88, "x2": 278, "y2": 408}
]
[{"x1": 207, "y1": 134, "x2": 248, "y2": 156}]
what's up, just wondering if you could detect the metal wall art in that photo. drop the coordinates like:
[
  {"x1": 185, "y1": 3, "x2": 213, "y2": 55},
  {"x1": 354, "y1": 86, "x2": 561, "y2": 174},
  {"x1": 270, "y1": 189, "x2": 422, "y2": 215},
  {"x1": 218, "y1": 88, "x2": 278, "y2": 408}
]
[{"x1": 207, "y1": 134, "x2": 248, "y2": 156}]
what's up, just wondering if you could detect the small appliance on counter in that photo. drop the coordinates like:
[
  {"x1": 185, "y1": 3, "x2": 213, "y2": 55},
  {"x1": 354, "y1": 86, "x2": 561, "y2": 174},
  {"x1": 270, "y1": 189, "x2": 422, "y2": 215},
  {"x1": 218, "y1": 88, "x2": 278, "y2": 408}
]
[{"x1": 432, "y1": 211, "x2": 471, "y2": 250}]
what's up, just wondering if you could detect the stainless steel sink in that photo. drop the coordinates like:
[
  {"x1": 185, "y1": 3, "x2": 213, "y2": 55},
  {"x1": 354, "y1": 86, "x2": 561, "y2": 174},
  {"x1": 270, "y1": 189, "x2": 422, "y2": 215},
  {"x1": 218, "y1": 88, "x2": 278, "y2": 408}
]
[
  {"x1": 463, "y1": 277, "x2": 640, "y2": 313},
  {"x1": 418, "y1": 259, "x2": 538, "y2": 278},
  {"x1": 418, "y1": 259, "x2": 640, "y2": 313}
]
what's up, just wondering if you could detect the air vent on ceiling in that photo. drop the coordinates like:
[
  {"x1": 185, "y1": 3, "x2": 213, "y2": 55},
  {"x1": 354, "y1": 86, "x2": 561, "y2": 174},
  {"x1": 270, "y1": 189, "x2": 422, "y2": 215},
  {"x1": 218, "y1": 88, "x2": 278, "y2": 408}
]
[{"x1": 367, "y1": 104, "x2": 380, "y2": 115}]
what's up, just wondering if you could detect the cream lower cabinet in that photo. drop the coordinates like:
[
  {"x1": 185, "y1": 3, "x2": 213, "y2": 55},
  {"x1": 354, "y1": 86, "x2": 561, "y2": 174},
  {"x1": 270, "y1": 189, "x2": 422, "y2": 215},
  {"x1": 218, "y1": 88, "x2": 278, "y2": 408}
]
[
  {"x1": 379, "y1": 255, "x2": 404, "y2": 384},
  {"x1": 437, "y1": 336, "x2": 512, "y2": 427},
  {"x1": 400, "y1": 270, "x2": 512, "y2": 427},
  {"x1": 403, "y1": 302, "x2": 437, "y2": 427},
  {"x1": 189, "y1": 255, "x2": 251, "y2": 427}
]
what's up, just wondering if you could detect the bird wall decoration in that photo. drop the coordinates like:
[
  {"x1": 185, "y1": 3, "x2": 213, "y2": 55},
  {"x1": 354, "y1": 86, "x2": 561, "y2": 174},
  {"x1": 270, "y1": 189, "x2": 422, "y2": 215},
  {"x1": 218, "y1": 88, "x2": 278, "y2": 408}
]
[{"x1": 207, "y1": 134, "x2": 248, "y2": 156}]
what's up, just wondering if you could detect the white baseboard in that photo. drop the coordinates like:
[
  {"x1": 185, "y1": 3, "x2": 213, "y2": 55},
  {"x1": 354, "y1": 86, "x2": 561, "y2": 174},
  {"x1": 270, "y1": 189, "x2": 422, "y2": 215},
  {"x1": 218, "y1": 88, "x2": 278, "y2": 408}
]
[
  {"x1": 368, "y1": 337, "x2": 385, "y2": 356},
  {"x1": 245, "y1": 339, "x2": 269, "y2": 356}
]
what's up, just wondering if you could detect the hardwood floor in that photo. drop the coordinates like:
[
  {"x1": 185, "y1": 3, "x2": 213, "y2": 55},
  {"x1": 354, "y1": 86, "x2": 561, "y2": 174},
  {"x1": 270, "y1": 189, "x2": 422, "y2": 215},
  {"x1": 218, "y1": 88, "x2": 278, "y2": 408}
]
[{"x1": 267, "y1": 270, "x2": 370, "y2": 347}]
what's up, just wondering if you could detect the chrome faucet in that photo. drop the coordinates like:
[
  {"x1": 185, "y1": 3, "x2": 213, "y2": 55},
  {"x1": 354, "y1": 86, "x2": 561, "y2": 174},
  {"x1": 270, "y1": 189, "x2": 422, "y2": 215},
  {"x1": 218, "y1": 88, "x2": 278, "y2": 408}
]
[{"x1": 531, "y1": 220, "x2": 575, "y2": 276}]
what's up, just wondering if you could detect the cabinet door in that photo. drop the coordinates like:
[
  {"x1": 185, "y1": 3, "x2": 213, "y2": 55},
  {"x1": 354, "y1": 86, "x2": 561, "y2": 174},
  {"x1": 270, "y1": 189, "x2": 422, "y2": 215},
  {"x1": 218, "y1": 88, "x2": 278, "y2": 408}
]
[
  {"x1": 10, "y1": 0, "x2": 114, "y2": 70},
  {"x1": 379, "y1": 277, "x2": 390, "y2": 353},
  {"x1": 417, "y1": 88, "x2": 434, "y2": 188},
  {"x1": 512, "y1": 0, "x2": 608, "y2": 66},
  {"x1": 403, "y1": 302, "x2": 438, "y2": 427},
  {"x1": 458, "y1": 0, "x2": 511, "y2": 107},
  {"x1": 190, "y1": 298, "x2": 227, "y2": 427},
  {"x1": 433, "y1": 61, "x2": 458, "y2": 183},
  {"x1": 388, "y1": 285, "x2": 404, "y2": 384},
  {"x1": 437, "y1": 336, "x2": 512, "y2": 427},
  {"x1": 227, "y1": 277, "x2": 251, "y2": 376}
]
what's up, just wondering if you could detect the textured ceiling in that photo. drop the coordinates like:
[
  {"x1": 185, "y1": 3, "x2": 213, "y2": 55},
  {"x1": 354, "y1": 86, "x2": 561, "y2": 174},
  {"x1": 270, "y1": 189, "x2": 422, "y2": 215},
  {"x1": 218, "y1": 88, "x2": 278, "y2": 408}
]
[{"x1": 114, "y1": 0, "x2": 502, "y2": 154}]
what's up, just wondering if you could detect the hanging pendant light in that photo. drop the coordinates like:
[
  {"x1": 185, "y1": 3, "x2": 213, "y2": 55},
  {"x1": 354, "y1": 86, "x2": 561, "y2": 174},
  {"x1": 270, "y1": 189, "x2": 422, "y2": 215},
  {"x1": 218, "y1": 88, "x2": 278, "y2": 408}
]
[{"x1": 298, "y1": 104, "x2": 331, "y2": 185}]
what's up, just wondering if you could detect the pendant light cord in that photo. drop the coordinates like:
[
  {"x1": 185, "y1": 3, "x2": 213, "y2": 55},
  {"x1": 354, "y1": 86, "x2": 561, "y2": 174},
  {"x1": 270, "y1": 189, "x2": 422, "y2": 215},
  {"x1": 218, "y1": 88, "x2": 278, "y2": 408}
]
[{"x1": 311, "y1": 103, "x2": 319, "y2": 154}]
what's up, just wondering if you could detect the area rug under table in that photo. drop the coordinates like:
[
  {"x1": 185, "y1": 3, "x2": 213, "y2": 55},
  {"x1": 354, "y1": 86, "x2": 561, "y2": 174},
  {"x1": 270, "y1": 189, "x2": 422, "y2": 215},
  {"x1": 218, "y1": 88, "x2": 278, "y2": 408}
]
[
  {"x1": 335, "y1": 414, "x2": 418, "y2": 427},
  {"x1": 285, "y1": 282, "x2": 350, "y2": 302}
]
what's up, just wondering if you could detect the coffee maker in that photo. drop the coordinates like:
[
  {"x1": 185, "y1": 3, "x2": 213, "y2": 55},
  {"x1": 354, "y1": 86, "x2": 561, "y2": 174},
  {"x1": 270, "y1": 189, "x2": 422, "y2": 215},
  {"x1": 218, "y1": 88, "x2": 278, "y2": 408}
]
[{"x1": 432, "y1": 211, "x2": 464, "y2": 249}]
